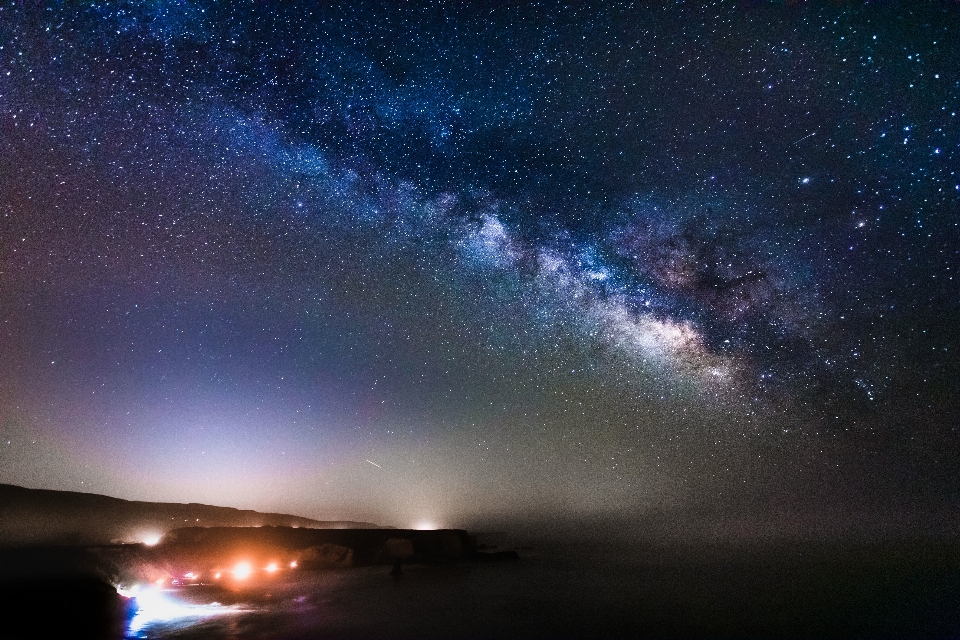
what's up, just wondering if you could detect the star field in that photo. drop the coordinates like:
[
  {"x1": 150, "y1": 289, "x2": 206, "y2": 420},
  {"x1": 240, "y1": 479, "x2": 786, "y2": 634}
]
[{"x1": 1, "y1": 2, "x2": 958, "y2": 533}]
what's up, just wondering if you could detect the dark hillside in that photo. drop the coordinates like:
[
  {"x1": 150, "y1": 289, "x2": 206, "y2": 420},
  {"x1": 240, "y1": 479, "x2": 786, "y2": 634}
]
[{"x1": 0, "y1": 483, "x2": 382, "y2": 546}]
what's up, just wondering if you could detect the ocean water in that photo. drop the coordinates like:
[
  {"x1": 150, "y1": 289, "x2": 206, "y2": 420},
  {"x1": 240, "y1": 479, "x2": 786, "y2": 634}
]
[{"x1": 124, "y1": 540, "x2": 960, "y2": 639}]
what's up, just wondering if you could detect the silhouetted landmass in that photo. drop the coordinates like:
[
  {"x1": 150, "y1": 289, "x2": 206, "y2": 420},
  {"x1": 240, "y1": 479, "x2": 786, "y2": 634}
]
[
  {"x1": 0, "y1": 546, "x2": 134, "y2": 640},
  {"x1": 0, "y1": 483, "x2": 382, "y2": 546},
  {"x1": 151, "y1": 525, "x2": 477, "y2": 571},
  {"x1": 0, "y1": 574, "x2": 133, "y2": 640}
]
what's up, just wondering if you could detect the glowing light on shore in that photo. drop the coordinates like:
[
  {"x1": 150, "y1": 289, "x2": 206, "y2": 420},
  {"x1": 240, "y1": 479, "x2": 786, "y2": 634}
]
[
  {"x1": 120, "y1": 585, "x2": 244, "y2": 634},
  {"x1": 415, "y1": 521, "x2": 437, "y2": 530},
  {"x1": 289, "y1": 561, "x2": 297, "y2": 568},
  {"x1": 142, "y1": 534, "x2": 161, "y2": 546},
  {"x1": 265, "y1": 562, "x2": 278, "y2": 573},
  {"x1": 232, "y1": 562, "x2": 252, "y2": 580}
]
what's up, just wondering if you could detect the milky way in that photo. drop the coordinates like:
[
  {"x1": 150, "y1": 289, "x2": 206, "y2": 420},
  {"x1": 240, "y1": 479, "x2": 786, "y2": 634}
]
[{"x1": 1, "y1": 3, "x2": 958, "y2": 533}]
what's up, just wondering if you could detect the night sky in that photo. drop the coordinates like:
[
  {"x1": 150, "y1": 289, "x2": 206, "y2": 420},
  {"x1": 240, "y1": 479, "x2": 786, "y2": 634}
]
[{"x1": 2, "y1": 2, "x2": 958, "y2": 535}]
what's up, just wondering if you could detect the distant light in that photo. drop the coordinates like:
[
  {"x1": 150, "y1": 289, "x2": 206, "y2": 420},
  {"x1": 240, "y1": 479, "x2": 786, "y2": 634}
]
[
  {"x1": 415, "y1": 521, "x2": 437, "y2": 530},
  {"x1": 155, "y1": 578, "x2": 165, "y2": 586},
  {"x1": 142, "y1": 534, "x2": 161, "y2": 546},
  {"x1": 232, "y1": 562, "x2": 252, "y2": 580},
  {"x1": 214, "y1": 572, "x2": 221, "y2": 579},
  {"x1": 289, "y1": 561, "x2": 298, "y2": 569},
  {"x1": 265, "y1": 563, "x2": 278, "y2": 573},
  {"x1": 184, "y1": 572, "x2": 198, "y2": 580}
]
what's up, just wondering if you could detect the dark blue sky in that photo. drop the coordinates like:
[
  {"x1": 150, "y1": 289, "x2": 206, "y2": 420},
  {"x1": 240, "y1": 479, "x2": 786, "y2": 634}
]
[{"x1": 1, "y1": 2, "x2": 958, "y2": 534}]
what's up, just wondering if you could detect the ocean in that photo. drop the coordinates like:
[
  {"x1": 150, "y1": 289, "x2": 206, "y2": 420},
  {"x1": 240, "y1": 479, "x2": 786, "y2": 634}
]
[{"x1": 124, "y1": 538, "x2": 960, "y2": 639}]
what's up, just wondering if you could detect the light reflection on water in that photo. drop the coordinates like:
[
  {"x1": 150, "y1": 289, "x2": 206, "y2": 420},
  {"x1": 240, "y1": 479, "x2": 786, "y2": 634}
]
[{"x1": 121, "y1": 586, "x2": 248, "y2": 638}]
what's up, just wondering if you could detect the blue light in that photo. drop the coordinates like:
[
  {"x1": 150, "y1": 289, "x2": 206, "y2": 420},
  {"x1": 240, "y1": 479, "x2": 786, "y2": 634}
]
[{"x1": 119, "y1": 585, "x2": 245, "y2": 636}]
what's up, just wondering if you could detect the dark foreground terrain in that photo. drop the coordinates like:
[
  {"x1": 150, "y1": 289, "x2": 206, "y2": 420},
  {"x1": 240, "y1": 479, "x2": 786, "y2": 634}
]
[
  {"x1": 0, "y1": 545, "x2": 136, "y2": 640},
  {"x1": 1, "y1": 535, "x2": 959, "y2": 639}
]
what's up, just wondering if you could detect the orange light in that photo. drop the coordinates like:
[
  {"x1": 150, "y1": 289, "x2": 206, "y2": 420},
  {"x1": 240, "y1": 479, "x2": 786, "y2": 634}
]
[
  {"x1": 214, "y1": 572, "x2": 221, "y2": 579},
  {"x1": 289, "y1": 561, "x2": 298, "y2": 569},
  {"x1": 265, "y1": 562, "x2": 278, "y2": 573},
  {"x1": 232, "y1": 562, "x2": 252, "y2": 580},
  {"x1": 155, "y1": 578, "x2": 164, "y2": 586}
]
